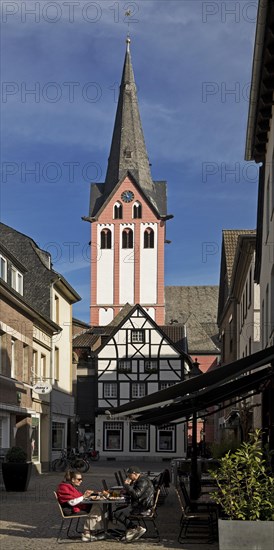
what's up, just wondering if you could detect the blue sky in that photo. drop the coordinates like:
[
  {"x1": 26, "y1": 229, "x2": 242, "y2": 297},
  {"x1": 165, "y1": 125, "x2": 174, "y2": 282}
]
[{"x1": 1, "y1": 0, "x2": 259, "y2": 322}]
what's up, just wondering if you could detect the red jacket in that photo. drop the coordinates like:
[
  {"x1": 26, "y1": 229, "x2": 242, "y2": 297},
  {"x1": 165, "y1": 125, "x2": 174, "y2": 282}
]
[{"x1": 57, "y1": 481, "x2": 89, "y2": 513}]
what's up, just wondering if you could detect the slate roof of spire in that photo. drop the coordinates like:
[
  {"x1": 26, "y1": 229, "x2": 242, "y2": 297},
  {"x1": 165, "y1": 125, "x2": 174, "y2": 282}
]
[{"x1": 87, "y1": 40, "x2": 167, "y2": 219}]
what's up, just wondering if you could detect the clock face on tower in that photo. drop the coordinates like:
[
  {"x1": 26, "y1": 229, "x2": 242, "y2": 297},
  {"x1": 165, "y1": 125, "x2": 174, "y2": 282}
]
[{"x1": 121, "y1": 190, "x2": 134, "y2": 203}]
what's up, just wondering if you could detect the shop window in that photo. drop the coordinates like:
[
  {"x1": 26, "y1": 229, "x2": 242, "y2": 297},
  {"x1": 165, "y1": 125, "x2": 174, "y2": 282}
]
[
  {"x1": 52, "y1": 421, "x2": 65, "y2": 450},
  {"x1": 130, "y1": 424, "x2": 149, "y2": 452},
  {"x1": 157, "y1": 426, "x2": 175, "y2": 452},
  {"x1": 104, "y1": 422, "x2": 123, "y2": 451}
]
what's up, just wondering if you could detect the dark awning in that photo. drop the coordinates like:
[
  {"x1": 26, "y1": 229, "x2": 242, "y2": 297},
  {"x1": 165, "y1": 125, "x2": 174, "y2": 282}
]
[
  {"x1": 108, "y1": 345, "x2": 274, "y2": 419},
  {"x1": 132, "y1": 365, "x2": 273, "y2": 425}
]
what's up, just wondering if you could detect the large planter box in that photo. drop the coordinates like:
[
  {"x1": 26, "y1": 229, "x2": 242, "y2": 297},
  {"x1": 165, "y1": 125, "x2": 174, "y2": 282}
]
[
  {"x1": 218, "y1": 519, "x2": 274, "y2": 550},
  {"x1": 2, "y1": 462, "x2": 32, "y2": 491}
]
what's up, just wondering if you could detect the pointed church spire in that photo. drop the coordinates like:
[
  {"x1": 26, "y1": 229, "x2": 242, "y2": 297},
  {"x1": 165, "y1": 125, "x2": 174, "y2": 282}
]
[{"x1": 104, "y1": 38, "x2": 155, "y2": 197}]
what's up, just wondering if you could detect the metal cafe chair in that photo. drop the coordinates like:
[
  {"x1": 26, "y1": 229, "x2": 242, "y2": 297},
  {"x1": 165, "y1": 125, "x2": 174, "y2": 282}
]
[
  {"x1": 127, "y1": 487, "x2": 161, "y2": 541},
  {"x1": 153, "y1": 470, "x2": 168, "y2": 504},
  {"x1": 176, "y1": 486, "x2": 217, "y2": 543},
  {"x1": 53, "y1": 491, "x2": 89, "y2": 543},
  {"x1": 118, "y1": 470, "x2": 125, "y2": 485},
  {"x1": 114, "y1": 472, "x2": 121, "y2": 486},
  {"x1": 179, "y1": 479, "x2": 218, "y2": 520},
  {"x1": 102, "y1": 479, "x2": 109, "y2": 491}
]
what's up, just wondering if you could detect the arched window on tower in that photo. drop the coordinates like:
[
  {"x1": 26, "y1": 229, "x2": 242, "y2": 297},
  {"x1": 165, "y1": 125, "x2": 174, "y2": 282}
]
[
  {"x1": 114, "y1": 202, "x2": 123, "y2": 219},
  {"x1": 133, "y1": 202, "x2": 142, "y2": 219},
  {"x1": 122, "y1": 228, "x2": 133, "y2": 249},
  {"x1": 100, "y1": 228, "x2": 112, "y2": 249},
  {"x1": 144, "y1": 228, "x2": 154, "y2": 249}
]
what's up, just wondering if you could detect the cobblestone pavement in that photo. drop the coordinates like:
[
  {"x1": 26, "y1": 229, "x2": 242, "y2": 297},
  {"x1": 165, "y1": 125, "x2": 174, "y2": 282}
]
[{"x1": 0, "y1": 461, "x2": 219, "y2": 550}]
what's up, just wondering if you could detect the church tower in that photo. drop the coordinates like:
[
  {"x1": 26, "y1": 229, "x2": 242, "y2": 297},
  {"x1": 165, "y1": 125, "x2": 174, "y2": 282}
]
[{"x1": 84, "y1": 38, "x2": 172, "y2": 326}]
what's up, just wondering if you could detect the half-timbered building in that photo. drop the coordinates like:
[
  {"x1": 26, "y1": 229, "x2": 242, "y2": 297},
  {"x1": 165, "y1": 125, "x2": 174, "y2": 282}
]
[{"x1": 73, "y1": 304, "x2": 191, "y2": 460}]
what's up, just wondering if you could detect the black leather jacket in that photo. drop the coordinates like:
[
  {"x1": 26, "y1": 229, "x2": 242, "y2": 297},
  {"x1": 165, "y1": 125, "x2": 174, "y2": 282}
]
[{"x1": 124, "y1": 474, "x2": 155, "y2": 512}]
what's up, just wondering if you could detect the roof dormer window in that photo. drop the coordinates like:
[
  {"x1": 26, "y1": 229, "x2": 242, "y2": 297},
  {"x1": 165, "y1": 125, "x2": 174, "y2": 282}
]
[
  {"x1": 0, "y1": 255, "x2": 7, "y2": 282},
  {"x1": 11, "y1": 266, "x2": 23, "y2": 295}
]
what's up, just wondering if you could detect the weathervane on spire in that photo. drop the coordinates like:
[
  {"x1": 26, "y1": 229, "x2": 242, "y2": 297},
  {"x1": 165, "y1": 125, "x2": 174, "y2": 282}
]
[{"x1": 125, "y1": 9, "x2": 131, "y2": 52}]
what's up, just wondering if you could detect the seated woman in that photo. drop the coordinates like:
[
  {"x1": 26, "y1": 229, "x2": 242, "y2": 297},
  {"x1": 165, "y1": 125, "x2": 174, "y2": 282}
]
[{"x1": 56, "y1": 470, "x2": 104, "y2": 542}]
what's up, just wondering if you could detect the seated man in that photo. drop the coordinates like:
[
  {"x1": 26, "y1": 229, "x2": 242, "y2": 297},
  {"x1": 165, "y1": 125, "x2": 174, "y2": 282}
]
[
  {"x1": 115, "y1": 466, "x2": 155, "y2": 542},
  {"x1": 56, "y1": 470, "x2": 104, "y2": 542}
]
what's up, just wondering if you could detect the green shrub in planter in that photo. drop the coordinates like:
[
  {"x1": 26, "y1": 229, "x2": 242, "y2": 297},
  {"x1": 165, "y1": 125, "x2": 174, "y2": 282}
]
[
  {"x1": 210, "y1": 430, "x2": 274, "y2": 521},
  {"x1": 2, "y1": 446, "x2": 32, "y2": 491},
  {"x1": 6, "y1": 446, "x2": 27, "y2": 463}
]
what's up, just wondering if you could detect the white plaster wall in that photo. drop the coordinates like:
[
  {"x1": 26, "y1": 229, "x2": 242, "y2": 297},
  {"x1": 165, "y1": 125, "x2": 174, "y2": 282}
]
[
  {"x1": 144, "y1": 307, "x2": 155, "y2": 320},
  {"x1": 254, "y1": 310, "x2": 260, "y2": 342},
  {"x1": 97, "y1": 224, "x2": 114, "y2": 305},
  {"x1": 254, "y1": 283, "x2": 260, "y2": 309},
  {"x1": 238, "y1": 256, "x2": 260, "y2": 358},
  {"x1": 52, "y1": 290, "x2": 72, "y2": 393},
  {"x1": 260, "y1": 105, "x2": 274, "y2": 347},
  {"x1": 95, "y1": 415, "x2": 186, "y2": 459},
  {"x1": 32, "y1": 329, "x2": 51, "y2": 400},
  {"x1": 119, "y1": 224, "x2": 134, "y2": 304},
  {"x1": 99, "y1": 308, "x2": 114, "y2": 325},
  {"x1": 140, "y1": 223, "x2": 157, "y2": 304}
]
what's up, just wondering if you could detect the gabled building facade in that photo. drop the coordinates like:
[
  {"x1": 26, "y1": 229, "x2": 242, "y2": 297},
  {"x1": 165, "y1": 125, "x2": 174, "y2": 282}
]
[
  {"x1": 73, "y1": 304, "x2": 190, "y2": 460},
  {"x1": 228, "y1": 233, "x2": 262, "y2": 437},
  {"x1": 0, "y1": 223, "x2": 80, "y2": 470},
  {"x1": 218, "y1": 230, "x2": 256, "y2": 366},
  {"x1": 83, "y1": 39, "x2": 172, "y2": 327},
  {"x1": 245, "y1": 0, "x2": 274, "y2": 452},
  {"x1": 217, "y1": 230, "x2": 260, "y2": 443}
]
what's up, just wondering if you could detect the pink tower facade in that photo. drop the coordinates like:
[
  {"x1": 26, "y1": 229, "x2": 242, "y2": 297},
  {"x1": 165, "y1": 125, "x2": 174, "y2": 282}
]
[{"x1": 84, "y1": 40, "x2": 172, "y2": 326}]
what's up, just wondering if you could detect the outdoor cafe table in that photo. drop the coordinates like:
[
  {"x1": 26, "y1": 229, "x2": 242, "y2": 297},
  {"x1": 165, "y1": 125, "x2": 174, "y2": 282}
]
[{"x1": 83, "y1": 494, "x2": 126, "y2": 535}]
